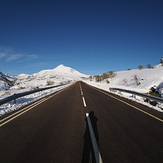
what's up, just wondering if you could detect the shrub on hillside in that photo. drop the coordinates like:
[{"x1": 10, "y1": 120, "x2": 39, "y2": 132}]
[
  {"x1": 138, "y1": 65, "x2": 143, "y2": 70},
  {"x1": 108, "y1": 71, "x2": 116, "y2": 78},
  {"x1": 146, "y1": 64, "x2": 153, "y2": 69},
  {"x1": 144, "y1": 86, "x2": 161, "y2": 106},
  {"x1": 47, "y1": 80, "x2": 54, "y2": 85}
]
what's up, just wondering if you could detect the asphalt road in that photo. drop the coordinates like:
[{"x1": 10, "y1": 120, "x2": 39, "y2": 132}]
[{"x1": 0, "y1": 81, "x2": 163, "y2": 163}]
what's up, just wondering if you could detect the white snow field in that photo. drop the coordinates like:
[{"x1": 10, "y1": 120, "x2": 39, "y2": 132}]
[{"x1": 0, "y1": 64, "x2": 163, "y2": 115}]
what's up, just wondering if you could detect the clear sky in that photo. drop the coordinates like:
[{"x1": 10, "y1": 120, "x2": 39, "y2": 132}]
[{"x1": 0, "y1": 0, "x2": 163, "y2": 76}]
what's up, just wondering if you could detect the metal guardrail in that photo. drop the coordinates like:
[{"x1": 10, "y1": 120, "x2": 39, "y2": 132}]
[
  {"x1": 0, "y1": 84, "x2": 67, "y2": 106},
  {"x1": 109, "y1": 88, "x2": 163, "y2": 103}
]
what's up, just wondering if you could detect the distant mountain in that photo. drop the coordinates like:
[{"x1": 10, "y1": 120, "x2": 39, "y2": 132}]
[
  {"x1": 0, "y1": 72, "x2": 16, "y2": 82},
  {"x1": 2, "y1": 63, "x2": 163, "y2": 97},
  {"x1": 11, "y1": 65, "x2": 89, "y2": 89},
  {"x1": 33, "y1": 64, "x2": 89, "y2": 79},
  {"x1": 0, "y1": 72, "x2": 17, "y2": 89}
]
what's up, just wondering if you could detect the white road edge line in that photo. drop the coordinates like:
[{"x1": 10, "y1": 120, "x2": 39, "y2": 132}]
[
  {"x1": 0, "y1": 85, "x2": 71, "y2": 127},
  {"x1": 86, "y1": 113, "x2": 103, "y2": 163},
  {"x1": 0, "y1": 98, "x2": 47, "y2": 127},
  {"x1": 92, "y1": 86, "x2": 163, "y2": 123},
  {"x1": 82, "y1": 97, "x2": 87, "y2": 107},
  {"x1": 0, "y1": 97, "x2": 47, "y2": 123}
]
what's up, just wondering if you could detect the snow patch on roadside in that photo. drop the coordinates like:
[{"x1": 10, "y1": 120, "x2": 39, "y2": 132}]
[
  {"x1": 85, "y1": 80, "x2": 163, "y2": 113},
  {"x1": 0, "y1": 83, "x2": 72, "y2": 116}
]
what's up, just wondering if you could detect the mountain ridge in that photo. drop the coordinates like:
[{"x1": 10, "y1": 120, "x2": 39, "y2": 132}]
[
  {"x1": 0, "y1": 64, "x2": 163, "y2": 95},
  {"x1": 0, "y1": 64, "x2": 88, "y2": 91}
]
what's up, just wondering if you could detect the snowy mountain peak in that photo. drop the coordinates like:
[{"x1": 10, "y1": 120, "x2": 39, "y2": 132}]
[
  {"x1": 54, "y1": 64, "x2": 71, "y2": 72},
  {"x1": 56, "y1": 64, "x2": 65, "y2": 67},
  {"x1": 8, "y1": 65, "x2": 89, "y2": 90},
  {"x1": 54, "y1": 64, "x2": 65, "y2": 69},
  {"x1": 53, "y1": 65, "x2": 87, "y2": 77}
]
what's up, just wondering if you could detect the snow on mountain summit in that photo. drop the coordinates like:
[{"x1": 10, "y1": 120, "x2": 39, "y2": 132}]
[
  {"x1": 34, "y1": 64, "x2": 88, "y2": 78},
  {"x1": 54, "y1": 64, "x2": 66, "y2": 70},
  {"x1": 53, "y1": 64, "x2": 77, "y2": 73},
  {"x1": 53, "y1": 64, "x2": 88, "y2": 77},
  {"x1": 11, "y1": 65, "x2": 89, "y2": 89}
]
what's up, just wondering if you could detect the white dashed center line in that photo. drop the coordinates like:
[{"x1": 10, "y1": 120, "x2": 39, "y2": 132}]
[
  {"x1": 80, "y1": 82, "x2": 103, "y2": 162},
  {"x1": 80, "y1": 82, "x2": 87, "y2": 107},
  {"x1": 82, "y1": 96, "x2": 87, "y2": 107}
]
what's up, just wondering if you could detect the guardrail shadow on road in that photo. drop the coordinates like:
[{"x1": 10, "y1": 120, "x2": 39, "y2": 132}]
[{"x1": 81, "y1": 111, "x2": 99, "y2": 163}]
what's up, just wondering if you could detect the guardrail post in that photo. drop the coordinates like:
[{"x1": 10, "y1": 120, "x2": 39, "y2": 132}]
[
  {"x1": 132, "y1": 95, "x2": 136, "y2": 99},
  {"x1": 118, "y1": 91, "x2": 122, "y2": 95}
]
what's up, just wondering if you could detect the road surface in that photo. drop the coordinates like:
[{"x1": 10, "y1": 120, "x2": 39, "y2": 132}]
[{"x1": 0, "y1": 81, "x2": 163, "y2": 163}]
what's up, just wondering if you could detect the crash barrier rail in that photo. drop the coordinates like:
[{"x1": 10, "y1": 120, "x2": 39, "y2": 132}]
[
  {"x1": 109, "y1": 88, "x2": 163, "y2": 103},
  {"x1": 0, "y1": 84, "x2": 67, "y2": 106}
]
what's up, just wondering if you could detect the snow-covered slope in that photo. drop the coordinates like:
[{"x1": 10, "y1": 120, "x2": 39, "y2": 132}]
[
  {"x1": 33, "y1": 64, "x2": 88, "y2": 79},
  {"x1": 86, "y1": 64, "x2": 163, "y2": 93},
  {"x1": 0, "y1": 64, "x2": 89, "y2": 94},
  {"x1": 109, "y1": 64, "x2": 163, "y2": 92},
  {"x1": 1, "y1": 63, "x2": 162, "y2": 95},
  {"x1": 0, "y1": 71, "x2": 16, "y2": 82},
  {"x1": 8, "y1": 64, "x2": 89, "y2": 90},
  {"x1": 0, "y1": 72, "x2": 17, "y2": 89}
]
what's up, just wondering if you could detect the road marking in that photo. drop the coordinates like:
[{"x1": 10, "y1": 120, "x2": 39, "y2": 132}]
[
  {"x1": 0, "y1": 97, "x2": 47, "y2": 124},
  {"x1": 0, "y1": 98, "x2": 48, "y2": 127},
  {"x1": 86, "y1": 113, "x2": 103, "y2": 163},
  {"x1": 91, "y1": 86, "x2": 163, "y2": 123},
  {"x1": 79, "y1": 82, "x2": 84, "y2": 95},
  {"x1": 82, "y1": 97, "x2": 87, "y2": 107},
  {"x1": 79, "y1": 82, "x2": 87, "y2": 107},
  {"x1": 0, "y1": 85, "x2": 72, "y2": 127}
]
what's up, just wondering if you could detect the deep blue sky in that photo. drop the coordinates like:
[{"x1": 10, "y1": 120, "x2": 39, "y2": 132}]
[{"x1": 0, "y1": 0, "x2": 163, "y2": 76}]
